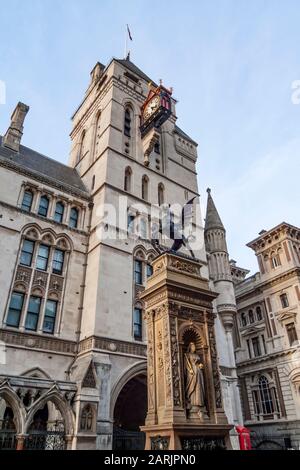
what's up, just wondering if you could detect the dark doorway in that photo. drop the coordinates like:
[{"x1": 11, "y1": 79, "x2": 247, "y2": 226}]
[
  {"x1": 0, "y1": 401, "x2": 17, "y2": 450},
  {"x1": 113, "y1": 373, "x2": 147, "y2": 450}
]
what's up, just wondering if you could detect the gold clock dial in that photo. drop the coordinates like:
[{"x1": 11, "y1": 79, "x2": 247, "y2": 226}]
[{"x1": 143, "y1": 96, "x2": 160, "y2": 120}]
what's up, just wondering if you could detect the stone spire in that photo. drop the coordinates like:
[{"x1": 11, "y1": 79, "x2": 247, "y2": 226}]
[
  {"x1": 204, "y1": 188, "x2": 225, "y2": 232},
  {"x1": 3, "y1": 102, "x2": 29, "y2": 152},
  {"x1": 204, "y1": 188, "x2": 230, "y2": 277}
]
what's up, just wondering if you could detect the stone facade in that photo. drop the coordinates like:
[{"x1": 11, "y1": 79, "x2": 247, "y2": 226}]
[
  {"x1": 0, "y1": 57, "x2": 242, "y2": 449},
  {"x1": 232, "y1": 223, "x2": 300, "y2": 449}
]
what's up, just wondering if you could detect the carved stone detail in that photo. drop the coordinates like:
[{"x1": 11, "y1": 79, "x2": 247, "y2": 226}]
[
  {"x1": 15, "y1": 266, "x2": 32, "y2": 286},
  {"x1": 169, "y1": 316, "x2": 181, "y2": 407},
  {"x1": 169, "y1": 258, "x2": 200, "y2": 276},
  {"x1": 208, "y1": 325, "x2": 223, "y2": 409}
]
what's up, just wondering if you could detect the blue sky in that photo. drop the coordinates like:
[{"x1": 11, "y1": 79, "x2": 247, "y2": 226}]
[{"x1": 1, "y1": 0, "x2": 300, "y2": 273}]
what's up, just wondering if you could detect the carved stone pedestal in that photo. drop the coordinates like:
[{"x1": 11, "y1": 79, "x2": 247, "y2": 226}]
[{"x1": 140, "y1": 252, "x2": 233, "y2": 450}]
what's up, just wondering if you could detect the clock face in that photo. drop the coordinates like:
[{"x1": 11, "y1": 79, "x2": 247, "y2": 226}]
[{"x1": 143, "y1": 95, "x2": 160, "y2": 120}]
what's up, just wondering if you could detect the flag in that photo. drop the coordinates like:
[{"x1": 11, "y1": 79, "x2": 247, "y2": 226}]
[{"x1": 127, "y1": 24, "x2": 133, "y2": 41}]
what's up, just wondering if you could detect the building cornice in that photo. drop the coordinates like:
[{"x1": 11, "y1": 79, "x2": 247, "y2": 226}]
[
  {"x1": 236, "y1": 347, "x2": 299, "y2": 371},
  {"x1": 235, "y1": 267, "x2": 300, "y2": 302}
]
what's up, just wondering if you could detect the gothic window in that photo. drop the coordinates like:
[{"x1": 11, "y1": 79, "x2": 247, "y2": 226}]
[
  {"x1": 124, "y1": 167, "x2": 132, "y2": 192},
  {"x1": 36, "y1": 244, "x2": 50, "y2": 271},
  {"x1": 280, "y1": 293, "x2": 289, "y2": 308},
  {"x1": 92, "y1": 175, "x2": 95, "y2": 190},
  {"x1": 252, "y1": 337, "x2": 261, "y2": 357},
  {"x1": 249, "y1": 310, "x2": 254, "y2": 324},
  {"x1": 52, "y1": 249, "x2": 64, "y2": 275},
  {"x1": 94, "y1": 112, "x2": 101, "y2": 158},
  {"x1": 241, "y1": 312, "x2": 247, "y2": 327},
  {"x1": 158, "y1": 183, "x2": 164, "y2": 206},
  {"x1": 69, "y1": 207, "x2": 79, "y2": 228},
  {"x1": 38, "y1": 195, "x2": 49, "y2": 217},
  {"x1": 54, "y1": 202, "x2": 64, "y2": 223},
  {"x1": 154, "y1": 139, "x2": 160, "y2": 154},
  {"x1": 286, "y1": 322, "x2": 298, "y2": 346},
  {"x1": 80, "y1": 405, "x2": 93, "y2": 431},
  {"x1": 256, "y1": 306, "x2": 262, "y2": 321},
  {"x1": 134, "y1": 259, "x2": 143, "y2": 285},
  {"x1": 20, "y1": 239, "x2": 35, "y2": 266},
  {"x1": 124, "y1": 107, "x2": 132, "y2": 137},
  {"x1": 78, "y1": 130, "x2": 87, "y2": 162},
  {"x1": 141, "y1": 175, "x2": 149, "y2": 200},
  {"x1": 42, "y1": 299, "x2": 58, "y2": 334},
  {"x1": 25, "y1": 296, "x2": 41, "y2": 331},
  {"x1": 6, "y1": 292, "x2": 24, "y2": 327},
  {"x1": 133, "y1": 307, "x2": 142, "y2": 340},
  {"x1": 21, "y1": 190, "x2": 33, "y2": 212}
]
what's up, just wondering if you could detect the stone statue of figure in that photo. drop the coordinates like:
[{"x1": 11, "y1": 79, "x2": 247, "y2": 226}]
[{"x1": 184, "y1": 342, "x2": 206, "y2": 410}]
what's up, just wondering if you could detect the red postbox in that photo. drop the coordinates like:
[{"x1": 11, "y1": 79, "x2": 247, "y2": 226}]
[{"x1": 236, "y1": 426, "x2": 252, "y2": 450}]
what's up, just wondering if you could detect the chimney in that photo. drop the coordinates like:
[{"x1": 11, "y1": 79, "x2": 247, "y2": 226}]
[{"x1": 3, "y1": 102, "x2": 29, "y2": 152}]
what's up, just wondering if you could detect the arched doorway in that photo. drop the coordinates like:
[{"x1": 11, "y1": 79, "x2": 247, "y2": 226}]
[
  {"x1": 25, "y1": 401, "x2": 66, "y2": 450},
  {"x1": 0, "y1": 398, "x2": 17, "y2": 450},
  {"x1": 113, "y1": 373, "x2": 147, "y2": 450}
]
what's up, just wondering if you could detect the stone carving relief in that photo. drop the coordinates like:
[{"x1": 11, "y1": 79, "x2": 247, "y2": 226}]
[
  {"x1": 208, "y1": 326, "x2": 222, "y2": 409},
  {"x1": 169, "y1": 316, "x2": 181, "y2": 407}
]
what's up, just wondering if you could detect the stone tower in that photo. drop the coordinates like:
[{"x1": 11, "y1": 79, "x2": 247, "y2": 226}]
[{"x1": 204, "y1": 188, "x2": 243, "y2": 448}]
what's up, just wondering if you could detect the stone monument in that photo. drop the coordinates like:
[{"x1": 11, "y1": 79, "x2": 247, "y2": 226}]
[{"x1": 140, "y1": 252, "x2": 233, "y2": 450}]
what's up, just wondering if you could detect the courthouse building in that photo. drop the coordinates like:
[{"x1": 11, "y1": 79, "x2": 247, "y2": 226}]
[
  {"x1": 0, "y1": 57, "x2": 243, "y2": 450},
  {"x1": 232, "y1": 223, "x2": 300, "y2": 449}
]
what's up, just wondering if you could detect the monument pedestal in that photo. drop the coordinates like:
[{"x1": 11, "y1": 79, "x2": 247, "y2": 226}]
[{"x1": 140, "y1": 252, "x2": 233, "y2": 450}]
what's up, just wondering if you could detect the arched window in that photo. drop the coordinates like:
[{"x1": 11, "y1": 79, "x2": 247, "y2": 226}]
[
  {"x1": 142, "y1": 175, "x2": 149, "y2": 200},
  {"x1": 249, "y1": 309, "x2": 254, "y2": 324},
  {"x1": 154, "y1": 139, "x2": 160, "y2": 154},
  {"x1": 21, "y1": 190, "x2": 33, "y2": 212},
  {"x1": 69, "y1": 207, "x2": 79, "y2": 228},
  {"x1": 271, "y1": 251, "x2": 281, "y2": 269},
  {"x1": 258, "y1": 376, "x2": 275, "y2": 415},
  {"x1": 124, "y1": 107, "x2": 132, "y2": 137},
  {"x1": 54, "y1": 202, "x2": 64, "y2": 223},
  {"x1": 158, "y1": 183, "x2": 164, "y2": 205},
  {"x1": 256, "y1": 306, "x2": 262, "y2": 321},
  {"x1": 241, "y1": 312, "x2": 247, "y2": 327},
  {"x1": 38, "y1": 195, "x2": 49, "y2": 217},
  {"x1": 94, "y1": 112, "x2": 101, "y2": 158},
  {"x1": 77, "y1": 130, "x2": 87, "y2": 163},
  {"x1": 80, "y1": 405, "x2": 93, "y2": 431},
  {"x1": 124, "y1": 167, "x2": 132, "y2": 192}
]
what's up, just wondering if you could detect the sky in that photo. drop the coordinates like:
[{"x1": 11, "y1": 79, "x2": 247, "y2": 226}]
[{"x1": 0, "y1": 0, "x2": 300, "y2": 274}]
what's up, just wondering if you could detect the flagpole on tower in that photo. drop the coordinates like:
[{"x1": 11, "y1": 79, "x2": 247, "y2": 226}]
[
  {"x1": 125, "y1": 24, "x2": 133, "y2": 60},
  {"x1": 124, "y1": 24, "x2": 128, "y2": 59}
]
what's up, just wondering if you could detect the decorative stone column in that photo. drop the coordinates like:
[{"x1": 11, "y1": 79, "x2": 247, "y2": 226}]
[{"x1": 140, "y1": 252, "x2": 233, "y2": 450}]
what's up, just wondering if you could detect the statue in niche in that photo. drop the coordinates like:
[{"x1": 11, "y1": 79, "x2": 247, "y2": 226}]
[{"x1": 184, "y1": 342, "x2": 206, "y2": 414}]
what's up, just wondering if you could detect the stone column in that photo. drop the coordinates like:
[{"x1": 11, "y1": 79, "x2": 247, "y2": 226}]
[{"x1": 94, "y1": 357, "x2": 112, "y2": 450}]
